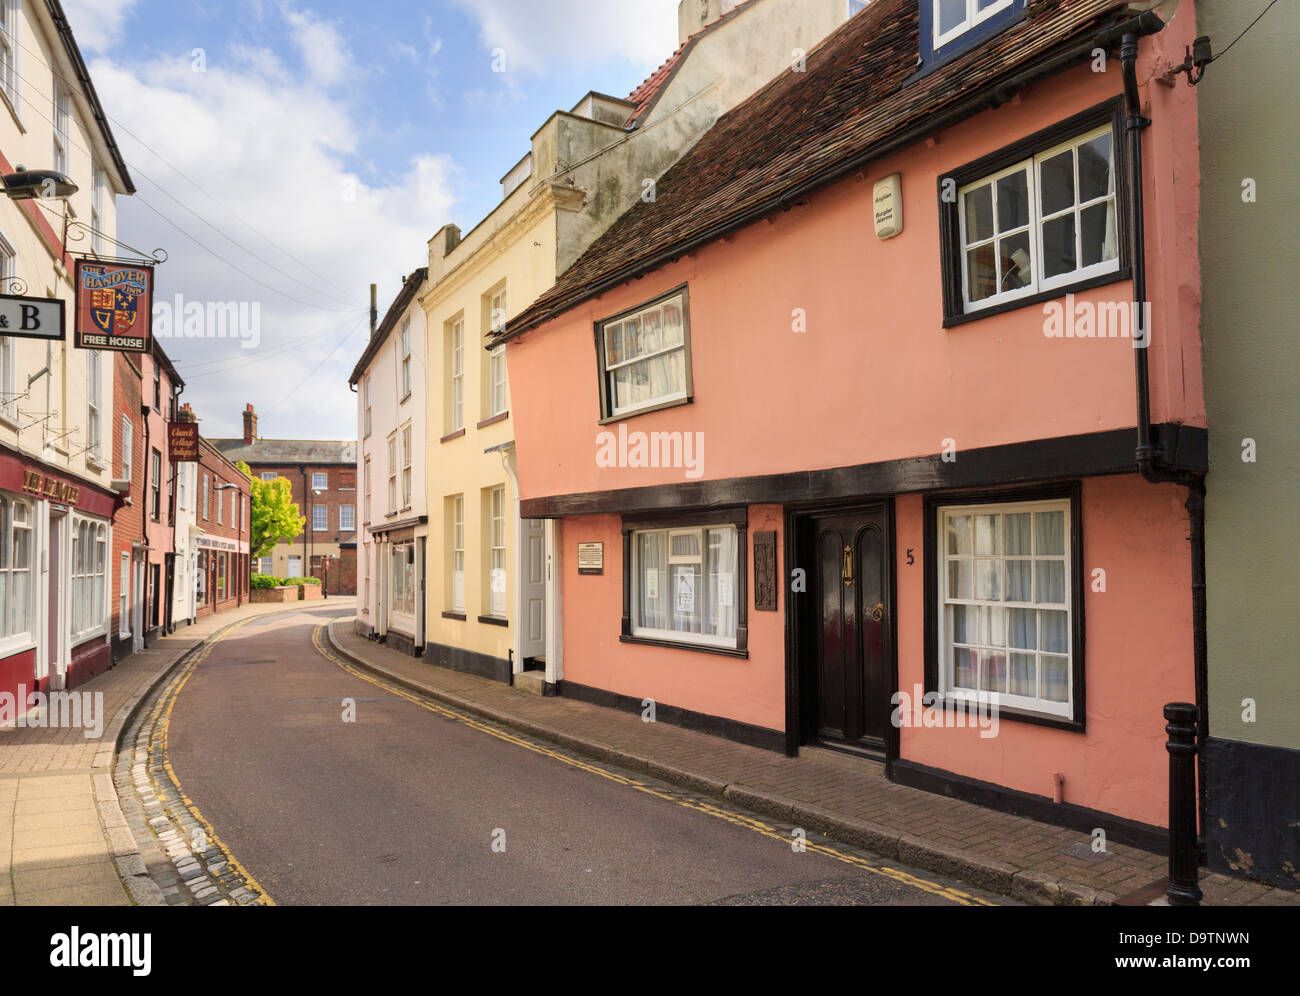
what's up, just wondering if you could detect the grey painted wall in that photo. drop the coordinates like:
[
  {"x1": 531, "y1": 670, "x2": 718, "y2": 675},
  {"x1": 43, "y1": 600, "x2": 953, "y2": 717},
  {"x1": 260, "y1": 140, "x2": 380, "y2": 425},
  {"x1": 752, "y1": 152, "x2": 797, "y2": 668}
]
[{"x1": 1197, "y1": 0, "x2": 1300, "y2": 751}]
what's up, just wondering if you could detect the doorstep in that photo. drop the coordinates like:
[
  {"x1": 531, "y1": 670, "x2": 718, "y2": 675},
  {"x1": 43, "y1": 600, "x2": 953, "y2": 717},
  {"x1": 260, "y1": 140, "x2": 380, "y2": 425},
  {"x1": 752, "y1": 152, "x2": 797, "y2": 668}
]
[{"x1": 324, "y1": 618, "x2": 1299, "y2": 908}]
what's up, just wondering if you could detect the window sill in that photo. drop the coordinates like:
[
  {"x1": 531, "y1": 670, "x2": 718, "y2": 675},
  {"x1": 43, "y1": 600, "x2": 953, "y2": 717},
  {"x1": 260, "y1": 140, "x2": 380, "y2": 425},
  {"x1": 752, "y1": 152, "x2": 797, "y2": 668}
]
[
  {"x1": 620, "y1": 633, "x2": 747, "y2": 659},
  {"x1": 440, "y1": 428, "x2": 466, "y2": 444},
  {"x1": 0, "y1": 637, "x2": 36, "y2": 661},
  {"x1": 399, "y1": 392, "x2": 412, "y2": 405},
  {"x1": 476, "y1": 412, "x2": 509, "y2": 430},
  {"x1": 945, "y1": 268, "x2": 1129, "y2": 330},
  {"x1": 598, "y1": 395, "x2": 692, "y2": 426},
  {"x1": 441, "y1": 610, "x2": 466, "y2": 621},
  {"x1": 477, "y1": 614, "x2": 508, "y2": 627},
  {"x1": 0, "y1": 88, "x2": 23, "y2": 134},
  {"x1": 925, "y1": 692, "x2": 1083, "y2": 733}
]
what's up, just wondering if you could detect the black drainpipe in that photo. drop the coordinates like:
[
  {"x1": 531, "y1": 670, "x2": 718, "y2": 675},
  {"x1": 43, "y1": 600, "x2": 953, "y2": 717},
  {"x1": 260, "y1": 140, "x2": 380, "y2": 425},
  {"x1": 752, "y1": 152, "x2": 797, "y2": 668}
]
[{"x1": 1120, "y1": 28, "x2": 1209, "y2": 839}]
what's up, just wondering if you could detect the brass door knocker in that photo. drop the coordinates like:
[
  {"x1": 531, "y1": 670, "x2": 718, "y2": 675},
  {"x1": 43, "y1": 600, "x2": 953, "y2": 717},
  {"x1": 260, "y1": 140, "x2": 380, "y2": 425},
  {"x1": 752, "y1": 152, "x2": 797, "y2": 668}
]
[{"x1": 842, "y1": 545, "x2": 853, "y2": 586}]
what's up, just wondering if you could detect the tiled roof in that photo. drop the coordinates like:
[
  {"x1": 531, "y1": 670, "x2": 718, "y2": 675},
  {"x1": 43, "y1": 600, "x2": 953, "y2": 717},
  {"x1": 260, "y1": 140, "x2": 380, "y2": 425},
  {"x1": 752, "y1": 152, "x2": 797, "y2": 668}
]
[
  {"x1": 502, "y1": 0, "x2": 1137, "y2": 342},
  {"x1": 348, "y1": 267, "x2": 427, "y2": 385},
  {"x1": 624, "y1": 0, "x2": 764, "y2": 127},
  {"x1": 210, "y1": 438, "x2": 357, "y2": 466}
]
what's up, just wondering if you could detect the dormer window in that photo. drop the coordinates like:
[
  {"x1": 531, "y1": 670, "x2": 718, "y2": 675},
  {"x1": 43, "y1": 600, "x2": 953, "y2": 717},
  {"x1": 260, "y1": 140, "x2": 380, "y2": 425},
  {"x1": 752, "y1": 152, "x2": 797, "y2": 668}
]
[
  {"x1": 922, "y1": 0, "x2": 1026, "y2": 67},
  {"x1": 935, "y1": 0, "x2": 1010, "y2": 47}
]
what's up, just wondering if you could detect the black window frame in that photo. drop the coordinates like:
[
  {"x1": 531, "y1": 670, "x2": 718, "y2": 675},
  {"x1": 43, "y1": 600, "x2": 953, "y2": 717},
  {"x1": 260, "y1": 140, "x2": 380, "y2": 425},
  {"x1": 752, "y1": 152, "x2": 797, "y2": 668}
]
[
  {"x1": 922, "y1": 481, "x2": 1086, "y2": 733},
  {"x1": 594, "y1": 283, "x2": 694, "y2": 424},
  {"x1": 620, "y1": 506, "x2": 748, "y2": 658},
  {"x1": 938, "y1": 98, "x2": 1131, "y2": 329}
]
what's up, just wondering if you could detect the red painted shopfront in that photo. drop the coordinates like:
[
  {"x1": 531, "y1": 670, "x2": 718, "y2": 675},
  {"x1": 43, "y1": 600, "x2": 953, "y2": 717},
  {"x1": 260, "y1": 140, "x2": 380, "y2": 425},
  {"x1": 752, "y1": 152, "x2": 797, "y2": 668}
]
[{"x1": 0, "y1": 444, "x2": 119, "y2": 706}]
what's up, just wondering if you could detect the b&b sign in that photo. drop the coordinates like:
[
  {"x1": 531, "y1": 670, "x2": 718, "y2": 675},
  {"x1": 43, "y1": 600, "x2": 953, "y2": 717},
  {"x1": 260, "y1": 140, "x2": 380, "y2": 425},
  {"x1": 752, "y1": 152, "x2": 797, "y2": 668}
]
[{"x1": 0, "y1": 293, "x2": 64, "y2": 340}]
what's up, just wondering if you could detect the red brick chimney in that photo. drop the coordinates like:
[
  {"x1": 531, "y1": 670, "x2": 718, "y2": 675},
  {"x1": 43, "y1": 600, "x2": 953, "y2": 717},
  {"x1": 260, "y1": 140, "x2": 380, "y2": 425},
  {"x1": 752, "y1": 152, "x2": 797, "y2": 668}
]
[
  {"x1": 242, "y1": 403, "x2": 258, "y2": 444},
  {"x1": 178, "y1": 403, "x2": 196, "y2": 422}
]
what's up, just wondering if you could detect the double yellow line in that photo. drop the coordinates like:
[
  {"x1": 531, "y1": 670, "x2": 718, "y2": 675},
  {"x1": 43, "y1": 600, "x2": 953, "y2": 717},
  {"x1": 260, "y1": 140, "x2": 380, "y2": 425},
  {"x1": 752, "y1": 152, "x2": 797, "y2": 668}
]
[
  {"x1": 312, "y1": 622, "x2": 997, "y2": 907},
  {"x1": 146, "y1": 615, "x2": 276, "y2": 906}
]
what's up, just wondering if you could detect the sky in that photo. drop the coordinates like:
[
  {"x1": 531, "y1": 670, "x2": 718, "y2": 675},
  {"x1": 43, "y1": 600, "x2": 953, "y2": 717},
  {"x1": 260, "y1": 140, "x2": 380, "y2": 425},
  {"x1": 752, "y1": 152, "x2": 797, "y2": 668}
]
[{"x1": 62, "y1": 0, "x2": 683, "y2": 440}]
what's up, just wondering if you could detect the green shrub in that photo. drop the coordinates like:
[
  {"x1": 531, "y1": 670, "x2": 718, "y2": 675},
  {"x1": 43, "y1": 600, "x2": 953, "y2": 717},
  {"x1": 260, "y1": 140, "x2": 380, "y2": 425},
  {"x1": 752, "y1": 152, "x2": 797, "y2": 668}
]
[
  {"x1": 283, "y1": 576, "x2": 322, "y2": 586},
  {"x1": 251, "y1": 574, "x2": 285, "y2": 589}
]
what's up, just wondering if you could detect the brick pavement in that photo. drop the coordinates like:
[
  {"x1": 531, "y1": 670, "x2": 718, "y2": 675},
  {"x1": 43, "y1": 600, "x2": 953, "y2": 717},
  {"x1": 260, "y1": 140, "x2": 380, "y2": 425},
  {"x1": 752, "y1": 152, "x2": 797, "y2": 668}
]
[
  {"x1": 326, "y1": 618, "x2": 1299, "y2": 908},
  {"x1": 1, "y1": 598, "x2": 349, "y2": 906}
]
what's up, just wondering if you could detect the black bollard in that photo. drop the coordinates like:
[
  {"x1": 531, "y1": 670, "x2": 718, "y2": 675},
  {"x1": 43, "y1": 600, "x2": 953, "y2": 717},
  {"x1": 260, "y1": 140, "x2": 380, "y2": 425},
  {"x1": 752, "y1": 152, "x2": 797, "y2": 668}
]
[{"x1": 1164, "y1": 701, "x2": 1202, "y2": 905}]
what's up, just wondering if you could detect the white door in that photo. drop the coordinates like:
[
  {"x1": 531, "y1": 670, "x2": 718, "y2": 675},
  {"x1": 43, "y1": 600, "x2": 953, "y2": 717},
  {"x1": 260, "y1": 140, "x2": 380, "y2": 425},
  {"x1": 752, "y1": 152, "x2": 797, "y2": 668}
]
[
  {"x1": 521, "y1": 517, "x2": 546, "y2": 660},
  {"x1": 287, "y1": 555, "x2": 302, "y2": 577}
]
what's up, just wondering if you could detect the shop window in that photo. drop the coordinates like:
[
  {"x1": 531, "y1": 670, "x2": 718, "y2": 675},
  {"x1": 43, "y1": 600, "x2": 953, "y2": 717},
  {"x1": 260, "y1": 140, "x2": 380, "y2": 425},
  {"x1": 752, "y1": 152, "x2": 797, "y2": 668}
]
[
  {"x1": 70, "y1": 517, "x2": 107, "y2": 642},
  {"x1": 390, "y1": 542, "x2": 416, "y2": 618},
  {"x1": 0, "y1": 494, "x2": 33, "y2": 648},
  {"x1": 621, "y1": 509, "x2": 747, "y2": 654}
]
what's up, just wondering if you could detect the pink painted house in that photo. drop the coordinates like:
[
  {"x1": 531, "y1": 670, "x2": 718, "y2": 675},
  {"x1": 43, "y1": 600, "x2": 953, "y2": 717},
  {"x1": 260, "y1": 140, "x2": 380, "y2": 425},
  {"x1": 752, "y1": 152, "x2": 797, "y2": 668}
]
[{"x1": 494, "y1": 0, "x2": 1207, "y2": 851}]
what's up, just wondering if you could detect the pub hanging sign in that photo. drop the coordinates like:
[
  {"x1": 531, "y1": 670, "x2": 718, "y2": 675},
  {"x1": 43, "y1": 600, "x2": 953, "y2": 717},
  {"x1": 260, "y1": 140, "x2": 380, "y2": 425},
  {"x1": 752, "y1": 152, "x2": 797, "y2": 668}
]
[{"x1": 73, "y1": 259, "x2": 154, "y2": 353}]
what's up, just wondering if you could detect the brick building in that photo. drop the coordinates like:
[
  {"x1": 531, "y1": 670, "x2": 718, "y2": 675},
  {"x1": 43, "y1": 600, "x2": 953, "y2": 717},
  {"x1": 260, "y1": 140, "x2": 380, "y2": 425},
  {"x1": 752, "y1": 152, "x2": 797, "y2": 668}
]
[
  {"x1": 193, "y1": 437, "x2": 251, "y2": 616},
  {"x1": 108, "y1": 343, "x2": 184, "y2": 659},
  {"x1": 211, "y1": 404, "x2": 357, "y2": 593}
]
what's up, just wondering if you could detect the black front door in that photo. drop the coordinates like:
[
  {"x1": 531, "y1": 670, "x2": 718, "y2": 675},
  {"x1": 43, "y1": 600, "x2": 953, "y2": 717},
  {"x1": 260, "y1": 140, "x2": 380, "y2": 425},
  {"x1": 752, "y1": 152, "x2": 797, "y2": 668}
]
[{"x1": 810, "y1": 506, "x2": 891, "y2": 752}]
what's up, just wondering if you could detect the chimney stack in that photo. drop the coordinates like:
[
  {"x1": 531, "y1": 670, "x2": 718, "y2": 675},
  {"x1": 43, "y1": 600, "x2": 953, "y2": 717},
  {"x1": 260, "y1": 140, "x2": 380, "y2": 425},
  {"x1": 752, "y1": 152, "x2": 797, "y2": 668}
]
[
  {"x1": 678, "y1": 0, "x2": 725, "y2": 45},
  {"x1": 242, "y1": 403, "x2": 258, "y2": 445}
]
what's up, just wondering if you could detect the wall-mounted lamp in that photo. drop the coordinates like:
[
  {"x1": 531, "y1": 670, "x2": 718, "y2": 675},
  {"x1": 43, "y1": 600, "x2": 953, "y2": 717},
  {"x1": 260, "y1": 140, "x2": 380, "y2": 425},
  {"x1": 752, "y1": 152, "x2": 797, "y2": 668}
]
[
  {"x1": 1174, "y1": 36, "x2": 1213, "y2": 85},
  {"x1": 1, "y1": 165, "x2": 79, "y2": 200}
]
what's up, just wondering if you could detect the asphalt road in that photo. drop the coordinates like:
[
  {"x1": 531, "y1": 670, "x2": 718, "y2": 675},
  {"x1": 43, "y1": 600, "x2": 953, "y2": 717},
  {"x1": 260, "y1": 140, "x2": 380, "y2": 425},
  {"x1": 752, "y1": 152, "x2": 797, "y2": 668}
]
[{"x1": 166, "y1": 609, "x2": 1006, "y2": 906}]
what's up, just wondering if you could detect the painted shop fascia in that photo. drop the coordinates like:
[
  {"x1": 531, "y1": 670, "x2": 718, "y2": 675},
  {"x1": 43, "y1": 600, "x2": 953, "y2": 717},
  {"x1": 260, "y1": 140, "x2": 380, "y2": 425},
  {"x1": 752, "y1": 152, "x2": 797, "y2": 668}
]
[
  {"x1": 0, "y1": 440, "x2": 120, "y2": 698},
  {"x1": 497, "y1": 0, "x2": 1207, "y2": 844}
]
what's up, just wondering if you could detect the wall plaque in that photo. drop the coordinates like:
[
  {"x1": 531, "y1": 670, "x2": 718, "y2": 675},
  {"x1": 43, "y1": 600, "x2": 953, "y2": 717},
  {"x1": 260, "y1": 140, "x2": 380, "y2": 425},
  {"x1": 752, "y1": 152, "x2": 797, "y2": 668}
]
[{"x1": 577, "y1": 541, "x2": 603, "y2": 575}]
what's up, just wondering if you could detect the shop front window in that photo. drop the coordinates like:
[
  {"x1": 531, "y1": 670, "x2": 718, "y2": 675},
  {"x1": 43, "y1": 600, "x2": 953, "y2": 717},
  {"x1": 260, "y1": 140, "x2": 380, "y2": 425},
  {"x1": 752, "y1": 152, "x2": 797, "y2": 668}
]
[{"x1": 0, "y1": 494, "x2": 33, "y2": 647}]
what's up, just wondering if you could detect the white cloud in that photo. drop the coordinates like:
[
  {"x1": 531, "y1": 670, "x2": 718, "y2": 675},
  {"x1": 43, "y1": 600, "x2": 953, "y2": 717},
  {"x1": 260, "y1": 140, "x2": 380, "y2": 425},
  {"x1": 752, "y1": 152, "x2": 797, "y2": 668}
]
[
  {"x1": 283, "y1": 5, "x2": 352, "y2": 86},
  {"x1": 450, "y1": 0, "x2": 680, "y2": 75},
  {"x1": 61, "y1": 0, "x2": 139, "y2": 53},
  {"x1": 86, "y1": 36, "x2": 456, "y2": 440}
]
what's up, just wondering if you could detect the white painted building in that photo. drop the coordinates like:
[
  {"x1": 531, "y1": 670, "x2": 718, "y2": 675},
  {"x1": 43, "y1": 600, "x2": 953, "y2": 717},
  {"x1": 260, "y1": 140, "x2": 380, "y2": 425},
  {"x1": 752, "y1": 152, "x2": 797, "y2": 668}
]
[
  {"x1": 349, "y1": 269, "x2": 429, "y2": 655},
  {"x1": 0, "y1": 0, "x2": 134, "y2": 694}
]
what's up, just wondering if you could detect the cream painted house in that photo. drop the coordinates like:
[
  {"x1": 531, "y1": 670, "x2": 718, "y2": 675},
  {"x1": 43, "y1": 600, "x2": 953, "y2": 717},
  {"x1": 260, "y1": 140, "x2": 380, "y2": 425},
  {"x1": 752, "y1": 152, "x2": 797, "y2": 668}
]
[
  {"x1": 0, "y1": 0, "x2": 133, "y2": 693},
  {"x1": 349, "y1": 269, "x2": 429, "y2": 655},
  {"x1": 415, "y1": 0, "x2": 855, "y2": 690}
]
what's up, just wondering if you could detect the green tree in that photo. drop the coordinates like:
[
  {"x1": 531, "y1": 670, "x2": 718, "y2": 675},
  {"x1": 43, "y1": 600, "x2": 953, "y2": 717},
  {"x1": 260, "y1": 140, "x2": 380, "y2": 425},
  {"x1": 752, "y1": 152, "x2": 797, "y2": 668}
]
[{"x1": 240, "y1": 461, "x2": 304, "y2": 561}]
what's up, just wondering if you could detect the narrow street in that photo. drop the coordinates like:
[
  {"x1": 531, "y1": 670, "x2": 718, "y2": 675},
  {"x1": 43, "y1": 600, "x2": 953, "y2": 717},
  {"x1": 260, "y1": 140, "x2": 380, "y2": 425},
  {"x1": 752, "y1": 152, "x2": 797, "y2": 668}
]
[{"x1": 155, "y1": 608, "x2": 1003, "y2": 906}]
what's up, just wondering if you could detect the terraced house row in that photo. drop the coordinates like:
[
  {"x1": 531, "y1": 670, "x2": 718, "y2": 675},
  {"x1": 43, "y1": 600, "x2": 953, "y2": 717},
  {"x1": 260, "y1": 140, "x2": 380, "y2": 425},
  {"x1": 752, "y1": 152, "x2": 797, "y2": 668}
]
[
  {"x1": 351, "y1": 0, "x2": 1297, "y2": 890},
  {"x1": 0, "y1": 0, "x2": 250, "y2": 708}
]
